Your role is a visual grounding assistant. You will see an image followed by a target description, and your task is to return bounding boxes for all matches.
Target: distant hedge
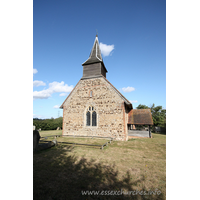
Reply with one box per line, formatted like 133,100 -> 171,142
33,117 -> 63,130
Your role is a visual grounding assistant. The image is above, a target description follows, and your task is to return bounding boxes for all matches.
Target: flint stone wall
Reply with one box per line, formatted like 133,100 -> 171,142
62,77 -> 128,141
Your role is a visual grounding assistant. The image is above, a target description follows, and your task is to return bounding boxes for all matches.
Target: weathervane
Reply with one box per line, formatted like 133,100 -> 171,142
96,29 -> 98,37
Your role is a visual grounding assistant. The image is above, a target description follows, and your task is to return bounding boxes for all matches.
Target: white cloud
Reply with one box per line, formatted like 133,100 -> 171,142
33,68 -> 38,75
53,105 -> 60,109
33,90 -> 52,99
48,81 -> 73,93
59,93 -> 68,97
130,100 -> 138,103
122,86 -> 135,93
33,80 -> 46,87
33,81 -> 73,100
99,42 -> 114,57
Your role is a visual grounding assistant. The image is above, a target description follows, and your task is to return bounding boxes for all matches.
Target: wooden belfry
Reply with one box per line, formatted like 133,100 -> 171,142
82,35 -> 108,79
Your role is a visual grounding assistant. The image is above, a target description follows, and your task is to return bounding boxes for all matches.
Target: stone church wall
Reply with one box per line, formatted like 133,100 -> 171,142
62,77 -> 128,141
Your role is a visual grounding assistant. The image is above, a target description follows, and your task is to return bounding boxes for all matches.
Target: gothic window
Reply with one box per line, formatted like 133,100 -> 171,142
92,111 -> 97,126
86,111 -> 90,126
86,106 -> 97,127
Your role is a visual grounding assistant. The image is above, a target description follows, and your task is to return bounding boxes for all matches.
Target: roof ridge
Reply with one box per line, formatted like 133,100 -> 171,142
60,80 -> 81,108
101,75 -> 132,106
60,76 -> 133,109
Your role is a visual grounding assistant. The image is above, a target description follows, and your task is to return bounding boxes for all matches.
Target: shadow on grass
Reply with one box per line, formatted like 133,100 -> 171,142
34,145 -> 165,200
152,132 -> 166,136
160,132 -> 166,135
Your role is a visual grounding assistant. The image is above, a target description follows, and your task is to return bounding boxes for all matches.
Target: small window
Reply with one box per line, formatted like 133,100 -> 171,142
90,91 -> 93,97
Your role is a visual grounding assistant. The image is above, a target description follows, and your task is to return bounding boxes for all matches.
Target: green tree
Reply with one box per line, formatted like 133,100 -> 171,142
136,104 -> 149,109
33,117 -> 63,130
150,104 -> 166,127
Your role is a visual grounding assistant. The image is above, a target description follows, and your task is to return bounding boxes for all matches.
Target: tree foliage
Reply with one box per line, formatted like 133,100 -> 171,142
33,117 -> 63,130
136,104 -> 149,109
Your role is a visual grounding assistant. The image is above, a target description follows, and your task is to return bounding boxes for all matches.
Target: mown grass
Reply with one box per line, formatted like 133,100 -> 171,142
39,130 -> 110,147
34,131 -> 166,200
39,130 -> 62,137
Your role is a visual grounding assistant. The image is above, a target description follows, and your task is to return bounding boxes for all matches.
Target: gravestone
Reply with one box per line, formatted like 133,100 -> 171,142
33,130 -> 41,151
154,126 -> 161,133
37,140 -> 57,151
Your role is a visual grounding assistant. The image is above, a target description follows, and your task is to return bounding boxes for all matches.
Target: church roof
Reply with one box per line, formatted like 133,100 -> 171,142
82,36 -> 104,66
60,80 -> 81,109
128,109 -> 154,125
101,75 -> 132,107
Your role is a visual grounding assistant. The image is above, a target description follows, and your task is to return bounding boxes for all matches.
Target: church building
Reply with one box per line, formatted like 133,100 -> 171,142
60,36 -> 153,141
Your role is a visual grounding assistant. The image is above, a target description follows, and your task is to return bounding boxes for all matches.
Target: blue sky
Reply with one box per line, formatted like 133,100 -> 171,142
33,0 -> 166,119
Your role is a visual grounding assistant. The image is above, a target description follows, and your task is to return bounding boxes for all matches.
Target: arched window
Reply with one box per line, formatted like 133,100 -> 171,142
86,106 -> 97,127
92,111 -> 97,126
90,91 -> 93,97
86,111 -> 90,126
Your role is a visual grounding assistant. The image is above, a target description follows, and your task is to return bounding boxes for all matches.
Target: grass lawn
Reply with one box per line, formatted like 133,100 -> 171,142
39,130 -> 63,137
34,131 -> 166,200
